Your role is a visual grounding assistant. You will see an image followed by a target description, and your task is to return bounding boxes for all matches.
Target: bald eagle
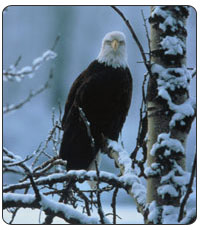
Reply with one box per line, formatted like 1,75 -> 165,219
59,31 -> 132,171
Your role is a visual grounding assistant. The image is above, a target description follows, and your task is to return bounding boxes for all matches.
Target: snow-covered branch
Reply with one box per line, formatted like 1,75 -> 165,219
3,50 -> 57,82
3,193 -> 100,224
3,33 -> 58,82
3,169 -> 133,193
77,105 -> 147,218
102,139 -> 146,216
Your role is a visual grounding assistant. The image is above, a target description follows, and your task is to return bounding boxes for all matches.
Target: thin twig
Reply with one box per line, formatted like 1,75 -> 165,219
95,160 -> 106,224
14,56 -> 22,67
178,151 -> 197,222
141,10 -> 151,56
9,208 -> 20,224
3,69 -> 53,114
111,6 -> 152,76
130,72 -> 148,162
73,186 -> 91,216
51,34 -> 61,51
78,107 -> 95,151
111,187 -> 119,224
5,154 -> 34,167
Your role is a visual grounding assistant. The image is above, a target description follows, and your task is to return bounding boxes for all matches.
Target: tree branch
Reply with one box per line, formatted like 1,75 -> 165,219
3,193 -> 100,224
3,69 -> 53,114
111,187 -> 119,224
102,139 -> 146,216
3,35 -> 59,82
111,6 -> 152,76
178,150 -> 197,222
3,170 -> 131,193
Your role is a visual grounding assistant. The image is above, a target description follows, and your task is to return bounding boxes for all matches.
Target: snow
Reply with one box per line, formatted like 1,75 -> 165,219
152,7 -> 186,54
17,66 -> 32,75
152,64 -> 192,106
144,163 -> 161,177
161,36 -> 185,55
160,161 -> 190,187
3,204 -> 144,224
37,172 -> 68,183
108,140 -> 132,175
39,195 -> 101,224
162,205 -> 179,224
160,36 -> 185,55
152,6 -> 187,35
169,97 -> 196,128
151,6 -> 167,19
180,208 -> 196,224
150,133 -> 184,157
159,15 -> 176,32
150,7 -> 195,131
3,50 -> 57,81
3,193 -> 36,204
147,201 -> 160,224
151,63 -> 191,93
108,140 -> 146,207
157,184 -> 179,198
33,50 -> 57,68
3,192 -> 101,224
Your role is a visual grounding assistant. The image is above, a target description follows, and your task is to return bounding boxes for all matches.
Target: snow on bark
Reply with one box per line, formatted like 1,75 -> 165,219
146,6 -> 196,224
161,36 -> 185,55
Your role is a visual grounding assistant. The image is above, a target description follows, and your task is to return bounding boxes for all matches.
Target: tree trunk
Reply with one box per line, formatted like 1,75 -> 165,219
146,6 -> 195,224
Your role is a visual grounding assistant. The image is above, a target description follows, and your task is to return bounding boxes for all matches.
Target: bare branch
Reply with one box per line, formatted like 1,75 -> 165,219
51,34 -> 61,51
111,6 -> 152,76
94,160 -> 108,224
178,150 -> 197,222
31,111 -> 61,168
78,107 -> 95,151
131,72 -> 148,162
141,10 -> 151,55
3,69 -> 53,114
111,187 -> 119,224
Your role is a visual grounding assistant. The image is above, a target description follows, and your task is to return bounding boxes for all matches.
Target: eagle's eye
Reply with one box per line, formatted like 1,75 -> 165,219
119,40 -> 125,45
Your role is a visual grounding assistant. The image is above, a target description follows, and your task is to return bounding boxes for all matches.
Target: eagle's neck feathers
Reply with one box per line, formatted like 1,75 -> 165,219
97,50 -> 127,69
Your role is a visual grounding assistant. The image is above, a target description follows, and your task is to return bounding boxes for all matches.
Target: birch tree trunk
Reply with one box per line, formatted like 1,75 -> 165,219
146,6 -> 195,224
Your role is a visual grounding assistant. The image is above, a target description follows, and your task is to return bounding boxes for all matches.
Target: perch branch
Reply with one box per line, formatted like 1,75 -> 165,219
102,139 -> 146,216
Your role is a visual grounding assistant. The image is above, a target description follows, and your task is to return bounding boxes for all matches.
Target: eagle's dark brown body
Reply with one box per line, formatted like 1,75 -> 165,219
59,60 -> 132,170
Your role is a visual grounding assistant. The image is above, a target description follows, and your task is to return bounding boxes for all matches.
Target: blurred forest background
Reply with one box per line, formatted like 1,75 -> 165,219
3,6 -> 196,223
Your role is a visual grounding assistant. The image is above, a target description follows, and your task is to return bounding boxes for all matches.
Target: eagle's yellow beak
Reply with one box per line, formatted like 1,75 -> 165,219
111,39 -> 119,51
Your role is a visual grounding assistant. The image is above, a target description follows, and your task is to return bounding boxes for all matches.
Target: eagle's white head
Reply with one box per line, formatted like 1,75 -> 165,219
97,31 -> 128,69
